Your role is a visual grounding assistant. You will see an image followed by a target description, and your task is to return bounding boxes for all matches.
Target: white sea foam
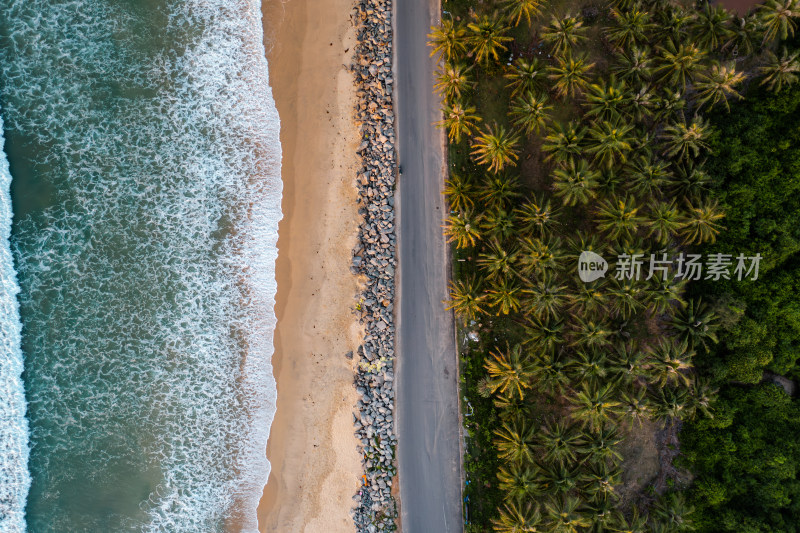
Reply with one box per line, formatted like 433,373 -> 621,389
0,0 -> 281,530
0,109 -> 31,533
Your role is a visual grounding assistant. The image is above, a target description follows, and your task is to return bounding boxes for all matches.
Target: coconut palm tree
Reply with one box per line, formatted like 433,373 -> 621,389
510,91 -> 552,135
627,153 -> 671,197
694,62 -> 745,111
606,7 -> 654,49
505,57 -> 549,96
482,207 -> 519,242
646,276 -> 687,314
524,315 -> 566,352
651,493 -> 695,531
680,198 -> 725,244
472,123 -> 521,173
646,199 -> 683,245
488,277 -> 524,315
443,173 -> 474,212
519,235 -> 567,275
568,279 -> 610,317
493,500 -> 546,533
544,495 -> 592,533
667,299 -> 720,350
579,424 -> 624,463
542,14 -> 588,54
726,15 -> 760,57
628,86 -> 656,121
443,209 -> 481,248
652,88 -> 686,123
552,158 -> 600,206
758,0 -> 800,45
570,320 -> 613,349
467,13 -> 514,65
610,279 -> 646,319
690,376 -> 718,419
438,100 -> 482,143
549,53 -> 596,98
609,342 -> 648,383
531,348 -> 572,396
479,239 -> 520,280
690,3 -> 734,51
655,40 -> 706,90
567,348 -> 610,385
660,115 -> 710,160
494,416 -> 536,464
665,161 -> 712,200
445,276 -> 487,322
479,172 -> 521,209
497,463 -> 542,501
650,385 -> 691,423
595,195 -> 645,241
615,506 -> 650,533
647,339 -> 694,387
494,394 -> 528,421
434,61 -> 474,102
539,462 -> 582,494
619,385 -> 650,426
515,195 -> 561,236
612,47 -> 654,88
653,6 -> 693,42
523,272 -> 568,320
484,343 -> 536,398
585,120 -> 635,168
585,76 -> 630,122
585,495 -> 619,530
543,122 -> 586,164
503,0 -> 546,27
538,419 -> 584,464
581,462 -> 622,500
428,19 -> 468,61
569,382 -> 623,430
759,47 -> 800,92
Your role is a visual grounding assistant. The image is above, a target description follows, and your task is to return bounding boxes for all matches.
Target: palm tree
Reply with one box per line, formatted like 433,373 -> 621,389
595,195 -> 645,241
445,276 -> 487,322
654,6 -> 693,42
549,53 -> 596,98
647,199 -> 683,245
494,394 -> 528,421
606,7 -> 653,49
612,46 -> 654,88
580,424 -> 624,463
482,207 -> 519,242
759,47 -> 800,92
568,279 -> 609,316
610,279 -> 646,319
497,463 -> 542,502
443,209 -> 481,248
690,3 -> 734,51
585,76 -> 630,121
680,198 -> 725,244
519,235 -> 567,275
628,86 -> 656,121
647,339 -> 694,387
690,376 -> 718,419
585,120 -> 635,168
543,122 -> 586,164
488,277 -> 523,315
569,320 -> 613,349
494,416 -> 536,464
467,13 -> 514,65
650,386 -> 691,423
505,57 -> 548,96
510,91 -> 552,135
472,124 -> 521,173
619,385 -> 650,426
567,347 -> 610,384
655,40 -> 706,90
479,239 -> 520,280
515,195 -> 561,236
726,15 -> 759,57
428,19 -> 468,61
503,0 -> 546,27
531,348 -> 571,396
651,492 -> 695,531
758,0 -> 799,45
524,316 -> 566,352
569,382 -> 623,430
695,62 -> 744,111
478,172 -> 521,210
646,276 -> 687,315
552,158 -> 600,206
434,61 -> 473,102
538,419 -> 584,464
660,116 -> 710,160
609,342 -> 648,383
542,15 -> 588,54
667,299 -> 720,350
438,100 -> 482,143
666,161 -> 712,200
544,495 -> 591,533
443,173 -> 474,212
582,462 -> 622,499
493,500 -> 546,533
616,505 -> 650,533
585,495 -> 619,530
627,155 -> 671,198
539,462 -> 581,494
653,88 -> 686,123
523,272 -> 568,320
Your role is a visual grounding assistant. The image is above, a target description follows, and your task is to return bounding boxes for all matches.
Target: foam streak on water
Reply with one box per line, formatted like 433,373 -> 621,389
0,109 -> 31,533
0,0 -> 280,531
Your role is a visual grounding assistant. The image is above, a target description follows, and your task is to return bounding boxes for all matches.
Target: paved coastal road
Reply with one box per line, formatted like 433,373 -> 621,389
394,0 -> 464,531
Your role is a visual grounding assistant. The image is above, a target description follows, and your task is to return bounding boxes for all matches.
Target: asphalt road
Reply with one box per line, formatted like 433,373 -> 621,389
394,0 -> 464,531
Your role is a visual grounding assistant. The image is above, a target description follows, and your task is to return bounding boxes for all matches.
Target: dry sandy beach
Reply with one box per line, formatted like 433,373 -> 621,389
255,0 -> 364,531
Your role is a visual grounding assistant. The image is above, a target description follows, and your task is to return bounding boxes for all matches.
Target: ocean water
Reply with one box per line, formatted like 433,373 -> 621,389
0,1 -> 282,531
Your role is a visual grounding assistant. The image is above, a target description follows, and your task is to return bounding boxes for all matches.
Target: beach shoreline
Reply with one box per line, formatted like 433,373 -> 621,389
255,0 -> 364,531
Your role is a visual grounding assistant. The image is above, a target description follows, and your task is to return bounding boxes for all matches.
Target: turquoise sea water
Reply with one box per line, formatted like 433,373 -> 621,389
0,1 -> 282,531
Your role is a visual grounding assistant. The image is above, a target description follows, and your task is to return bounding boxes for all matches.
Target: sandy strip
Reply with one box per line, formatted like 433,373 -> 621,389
256,0 -> 363,531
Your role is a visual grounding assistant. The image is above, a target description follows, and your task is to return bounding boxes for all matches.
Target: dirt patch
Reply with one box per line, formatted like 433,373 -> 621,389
616,419 -> 661,508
